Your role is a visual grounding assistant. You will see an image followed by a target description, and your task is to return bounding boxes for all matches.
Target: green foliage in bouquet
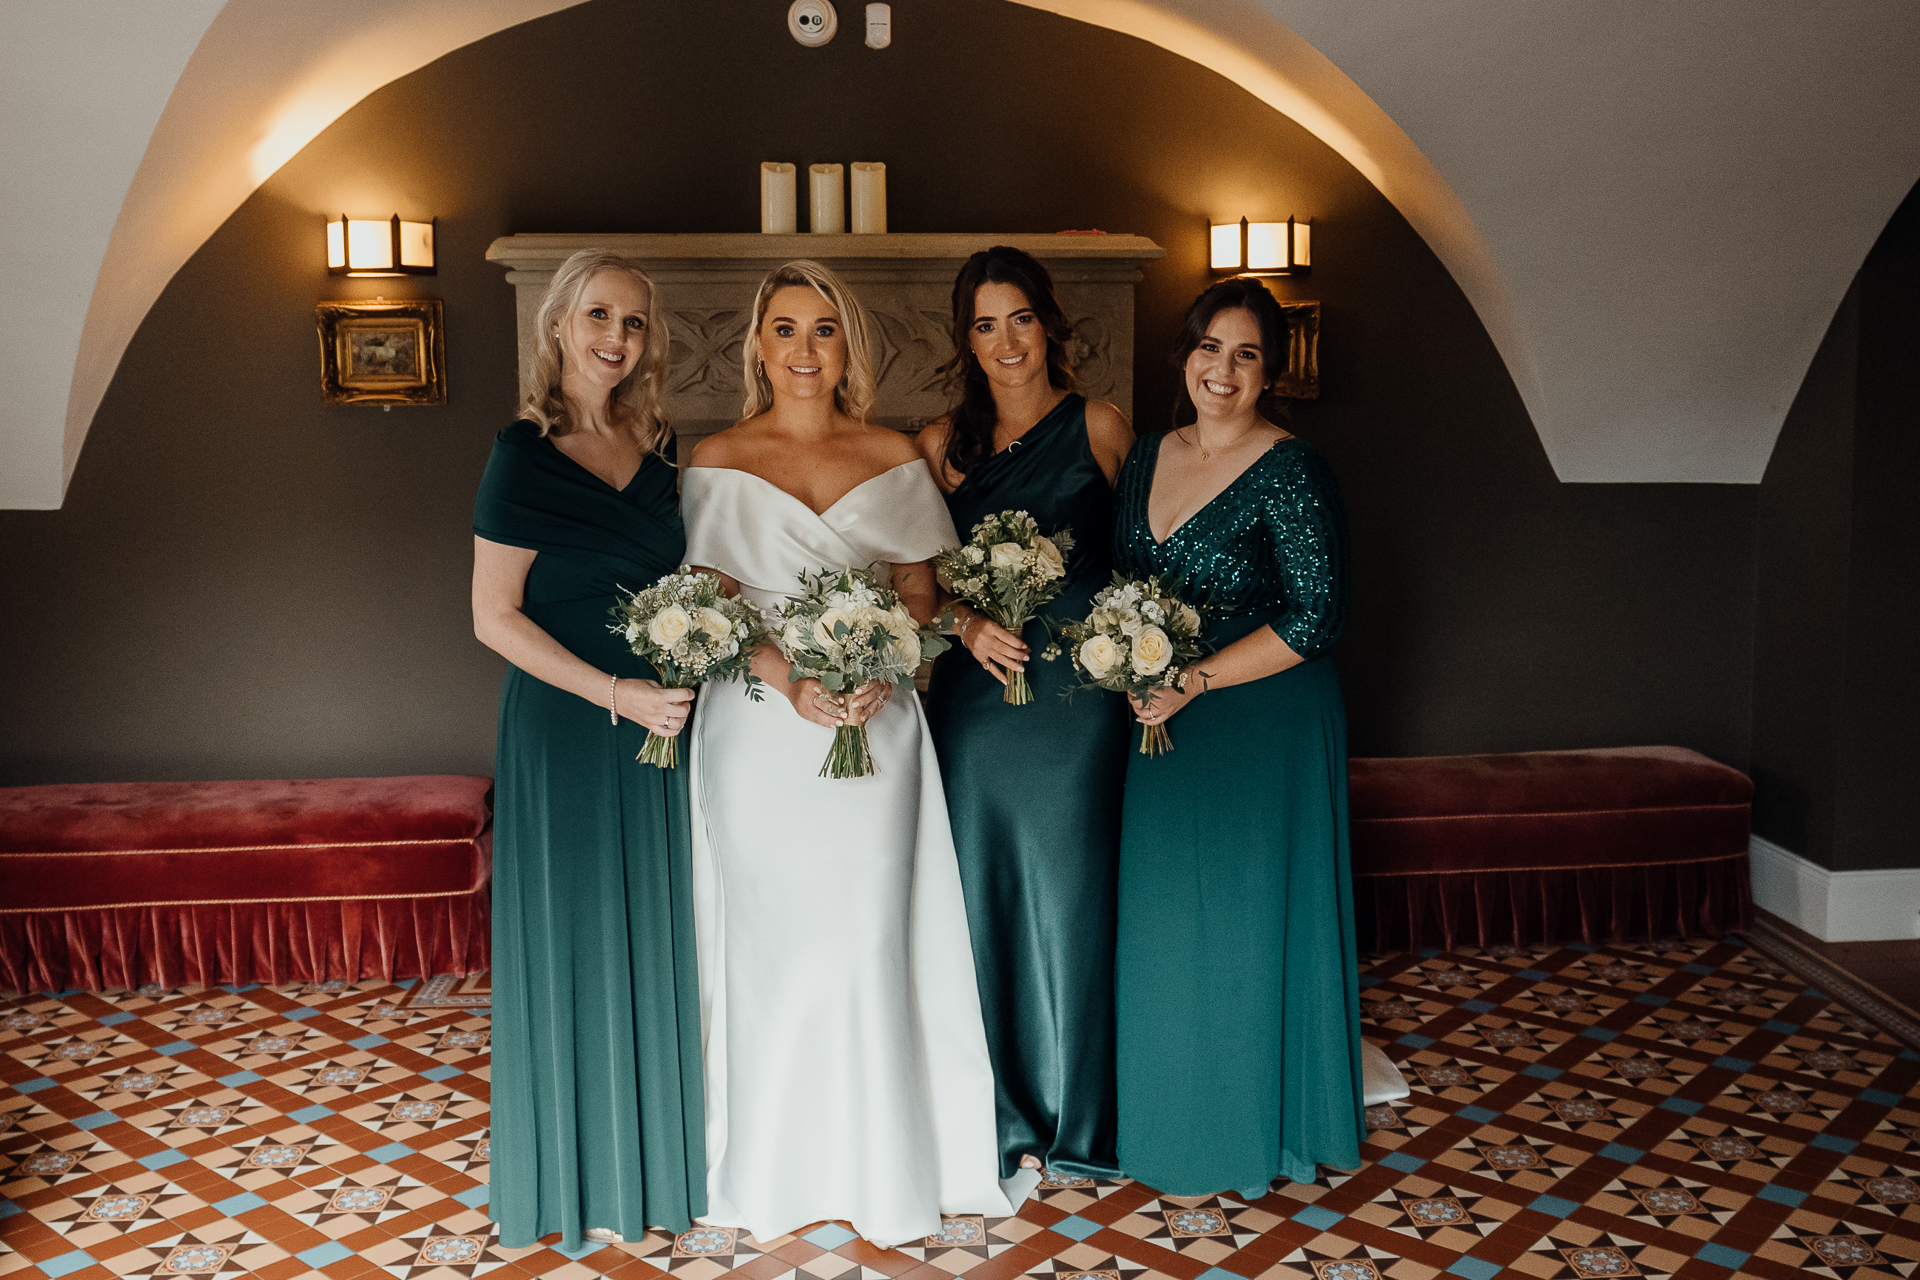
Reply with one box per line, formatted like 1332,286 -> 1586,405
772,565 -> 951,778
610,567 -> 769,768
930,509 -> 1075,706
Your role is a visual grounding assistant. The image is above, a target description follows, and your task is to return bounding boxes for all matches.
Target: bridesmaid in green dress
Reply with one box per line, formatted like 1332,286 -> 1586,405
1111,279 -> 1363,1197
471,250 -> 705,1247
918,247 -> 1135,1179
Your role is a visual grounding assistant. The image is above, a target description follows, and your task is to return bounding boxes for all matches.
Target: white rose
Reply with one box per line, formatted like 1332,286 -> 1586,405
989,541 -> 1025,570
696,606 -> 733,642
1118,612 -> 1144,638
815,607 -> 857,647
1079,634 -> 1121,679
1132,626 -> 1172,676
882,611 -> 921,666
1033,537 -> 1065,581
647,605 -> 692,648
1176,604 -> 1201,634
723,638 -> 740,658
782,620 -> 809,654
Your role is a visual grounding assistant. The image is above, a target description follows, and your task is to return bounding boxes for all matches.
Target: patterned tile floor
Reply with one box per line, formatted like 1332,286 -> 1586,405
4,936 -> 1919,1280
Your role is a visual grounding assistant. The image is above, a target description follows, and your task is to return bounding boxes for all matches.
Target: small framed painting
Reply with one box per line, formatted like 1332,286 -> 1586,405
316,299 -> 446,405
1272,300 -> 1320,400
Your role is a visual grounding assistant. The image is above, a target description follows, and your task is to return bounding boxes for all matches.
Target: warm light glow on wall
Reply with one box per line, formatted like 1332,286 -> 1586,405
327,215 -> 435,276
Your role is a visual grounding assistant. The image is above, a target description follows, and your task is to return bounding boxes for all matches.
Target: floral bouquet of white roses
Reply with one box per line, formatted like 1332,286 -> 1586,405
930,509 -> 1075,706
772,565 -> 951,779
1056,573 -> 1208,758
610,567 -> 770,769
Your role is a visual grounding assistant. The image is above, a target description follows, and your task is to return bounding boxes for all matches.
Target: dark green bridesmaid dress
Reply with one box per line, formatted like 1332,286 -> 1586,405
472,422 -> 705,1247
1110,431 -> 1364,1196
927,394 -> 1131,1179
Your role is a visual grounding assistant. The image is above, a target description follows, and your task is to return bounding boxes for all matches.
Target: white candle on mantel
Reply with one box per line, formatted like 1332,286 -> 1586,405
761,162 -> 797,234
850,162 -> 887,234
809,164 -> 845,234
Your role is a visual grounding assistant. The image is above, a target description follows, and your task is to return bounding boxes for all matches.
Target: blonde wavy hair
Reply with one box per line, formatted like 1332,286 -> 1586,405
519,248 -> 671,452
740,260 -> 877,423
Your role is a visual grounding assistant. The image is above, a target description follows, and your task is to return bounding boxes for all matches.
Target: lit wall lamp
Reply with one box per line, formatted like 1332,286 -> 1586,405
327,214 -> 436,276
1209,215 -> 1311,276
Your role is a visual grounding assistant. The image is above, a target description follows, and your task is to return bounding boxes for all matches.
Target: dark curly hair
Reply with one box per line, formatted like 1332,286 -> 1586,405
937,246 -> 1078,478
1168,278 -> 1291,429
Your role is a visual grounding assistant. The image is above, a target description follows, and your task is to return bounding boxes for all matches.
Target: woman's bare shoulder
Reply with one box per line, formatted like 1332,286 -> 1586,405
687,420 -> 763,469
856,421 -> 924,468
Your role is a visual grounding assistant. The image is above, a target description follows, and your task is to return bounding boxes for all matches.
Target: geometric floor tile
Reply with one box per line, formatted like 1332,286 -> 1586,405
5,939 -> 1920,1280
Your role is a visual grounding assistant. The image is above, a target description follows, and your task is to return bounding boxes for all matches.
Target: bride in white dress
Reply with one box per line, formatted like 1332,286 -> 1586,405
682,260 -> 1039,1247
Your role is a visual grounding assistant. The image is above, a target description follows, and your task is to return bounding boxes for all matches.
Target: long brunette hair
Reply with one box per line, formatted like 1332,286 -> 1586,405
938,246 -> 1078,478
1168,278 -> 1291,429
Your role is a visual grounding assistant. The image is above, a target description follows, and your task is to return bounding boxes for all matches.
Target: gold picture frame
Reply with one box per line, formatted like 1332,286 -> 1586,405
1272,300 -> 1320,400
316,299 -> 446,405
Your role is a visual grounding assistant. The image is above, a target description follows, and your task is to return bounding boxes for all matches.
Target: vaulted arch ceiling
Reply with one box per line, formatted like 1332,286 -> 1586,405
5,0 -> 1918,507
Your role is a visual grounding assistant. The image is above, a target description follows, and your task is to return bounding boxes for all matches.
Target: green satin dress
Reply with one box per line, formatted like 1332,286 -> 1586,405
927,394 -> 1131,1179
1110,431 -> 1364,1196
473,423 -> 705,1247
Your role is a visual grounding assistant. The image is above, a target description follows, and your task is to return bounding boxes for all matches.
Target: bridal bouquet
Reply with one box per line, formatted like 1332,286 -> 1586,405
1057,573 -> 1208,757
772,566 -> 951,779
931,509 -> 1075,706
610,567 -> 770,769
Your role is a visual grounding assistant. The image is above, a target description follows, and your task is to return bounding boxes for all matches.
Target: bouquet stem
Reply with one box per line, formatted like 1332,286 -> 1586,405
637,731 -> 680,770
1003,669 -> 1033,705
1138,722 -> 1173,757
821,722 -> 875,778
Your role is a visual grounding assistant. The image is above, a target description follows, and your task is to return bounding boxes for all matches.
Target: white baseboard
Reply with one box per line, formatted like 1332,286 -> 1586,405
1749,835 -> 1920,942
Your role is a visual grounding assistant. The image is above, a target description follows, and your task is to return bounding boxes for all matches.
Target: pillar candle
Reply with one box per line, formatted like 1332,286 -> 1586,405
809,164 -> 845,234
850,162 -> 887,234
760,162 -> 797,234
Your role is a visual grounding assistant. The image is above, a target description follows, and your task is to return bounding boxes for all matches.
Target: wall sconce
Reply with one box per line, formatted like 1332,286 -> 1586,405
1209,216 -> 1311,276
327,214 -> 436,276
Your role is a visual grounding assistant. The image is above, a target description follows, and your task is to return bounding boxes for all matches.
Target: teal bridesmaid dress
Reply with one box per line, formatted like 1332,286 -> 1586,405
927,394 -> 1131,1178
1110,431 -> 1364,1196
472,423 -> 705,1247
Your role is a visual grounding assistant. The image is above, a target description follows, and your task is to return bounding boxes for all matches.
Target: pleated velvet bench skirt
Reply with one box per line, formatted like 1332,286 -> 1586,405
1349,745 -> 1753,952
0,776 -> 493,992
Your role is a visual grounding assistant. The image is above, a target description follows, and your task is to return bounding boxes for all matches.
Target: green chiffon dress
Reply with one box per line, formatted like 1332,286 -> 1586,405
472,422 -> 705,1247
1110,431 -> 1364,1196
927,394 -> 1131,1179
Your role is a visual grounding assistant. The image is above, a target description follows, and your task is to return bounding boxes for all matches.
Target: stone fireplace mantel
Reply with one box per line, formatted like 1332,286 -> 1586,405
484,233 -> 1165,440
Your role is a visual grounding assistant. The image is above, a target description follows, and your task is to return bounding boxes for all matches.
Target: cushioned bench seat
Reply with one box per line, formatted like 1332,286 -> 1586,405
1348,746 -> 1752,951
0,776 -> 492,992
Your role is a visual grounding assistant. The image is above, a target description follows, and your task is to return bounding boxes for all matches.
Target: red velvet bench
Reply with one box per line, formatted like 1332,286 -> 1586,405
1348,746 -> 1753,952
0,776 -> 492,993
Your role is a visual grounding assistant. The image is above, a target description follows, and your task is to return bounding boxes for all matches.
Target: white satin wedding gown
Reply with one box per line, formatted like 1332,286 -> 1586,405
682,459 -> 1039,1247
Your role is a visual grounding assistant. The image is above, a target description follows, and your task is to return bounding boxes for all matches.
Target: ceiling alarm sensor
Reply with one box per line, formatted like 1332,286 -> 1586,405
866,3 -> 891,49
789,0 -> 838,46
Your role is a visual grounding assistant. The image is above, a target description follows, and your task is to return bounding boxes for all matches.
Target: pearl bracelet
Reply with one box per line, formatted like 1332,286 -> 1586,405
608,674 -> 619,725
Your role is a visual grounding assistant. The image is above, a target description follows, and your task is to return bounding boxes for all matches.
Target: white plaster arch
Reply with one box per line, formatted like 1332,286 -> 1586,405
1,0 -> 584,510
8,0 -> 1920,505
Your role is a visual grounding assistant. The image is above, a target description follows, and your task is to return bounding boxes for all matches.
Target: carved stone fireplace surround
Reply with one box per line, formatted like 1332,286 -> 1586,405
485,233 -> 1166,449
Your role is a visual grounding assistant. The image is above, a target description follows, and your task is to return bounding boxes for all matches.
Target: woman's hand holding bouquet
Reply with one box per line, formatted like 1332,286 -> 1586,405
610,567 -> 770,768
773,566 -> 952,778
931,509 -> 1074,705
1057,573 -> 1208,757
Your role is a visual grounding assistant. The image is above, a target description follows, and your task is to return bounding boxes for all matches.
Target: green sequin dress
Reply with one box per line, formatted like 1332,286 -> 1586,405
927,394 -> 1130,1178
473,423 -> 706,1247
1110,431 -> 1364,1196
